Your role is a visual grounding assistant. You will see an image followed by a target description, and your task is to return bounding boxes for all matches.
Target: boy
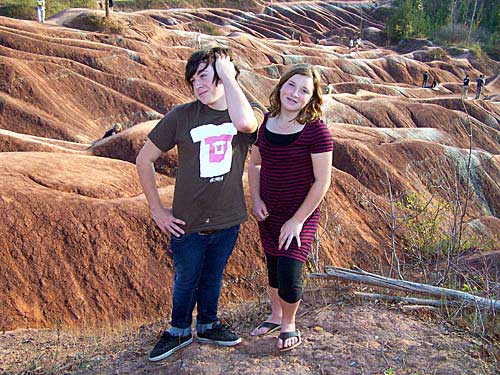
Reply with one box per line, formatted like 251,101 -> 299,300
136,47 -> 262,361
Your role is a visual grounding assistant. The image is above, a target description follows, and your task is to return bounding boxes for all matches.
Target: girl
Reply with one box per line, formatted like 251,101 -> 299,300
248,64 -> 333,351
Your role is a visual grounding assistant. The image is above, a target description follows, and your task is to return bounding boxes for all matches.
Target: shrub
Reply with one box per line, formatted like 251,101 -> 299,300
0,0 -> 260,20
434,24 -> 472,45
191,20 -> 225,36
0,0 -> 35,20
468,43 -> 483,58
115,0 -> 261,12
485,31 -> 500,59
397,192 -> 451,262
428,47 -> 448,61
67,13 -> 124,33
0,0 -> 96,20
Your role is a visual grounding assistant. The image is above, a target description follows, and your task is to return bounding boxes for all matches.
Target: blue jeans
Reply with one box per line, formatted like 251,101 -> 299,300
168,225 -> 240,336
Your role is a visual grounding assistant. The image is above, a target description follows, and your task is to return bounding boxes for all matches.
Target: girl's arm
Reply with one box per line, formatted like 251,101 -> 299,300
279,151 -> 332,250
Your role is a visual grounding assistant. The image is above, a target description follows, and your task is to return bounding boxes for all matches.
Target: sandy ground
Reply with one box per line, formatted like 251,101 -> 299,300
2,287 -> 498,375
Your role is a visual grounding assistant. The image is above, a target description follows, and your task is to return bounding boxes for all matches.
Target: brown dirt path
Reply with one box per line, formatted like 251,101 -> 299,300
2,292 -> 498,375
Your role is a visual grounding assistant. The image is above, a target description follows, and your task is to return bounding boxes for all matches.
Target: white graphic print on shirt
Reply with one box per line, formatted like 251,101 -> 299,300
190,122 -> 237,178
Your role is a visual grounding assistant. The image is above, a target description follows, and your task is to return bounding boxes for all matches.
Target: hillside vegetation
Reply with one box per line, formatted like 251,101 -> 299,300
0,0 -> 263,19
386,0 -> 500,58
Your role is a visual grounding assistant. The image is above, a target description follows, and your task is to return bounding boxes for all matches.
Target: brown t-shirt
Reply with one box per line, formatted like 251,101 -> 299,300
149,100 -> 264,233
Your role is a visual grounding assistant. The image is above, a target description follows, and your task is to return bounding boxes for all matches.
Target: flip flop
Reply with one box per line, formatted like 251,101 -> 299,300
251,321 -> 281,336
278,329 -> 301,352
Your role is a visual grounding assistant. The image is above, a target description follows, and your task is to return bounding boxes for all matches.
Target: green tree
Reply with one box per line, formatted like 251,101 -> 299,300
386,0 -> 499,57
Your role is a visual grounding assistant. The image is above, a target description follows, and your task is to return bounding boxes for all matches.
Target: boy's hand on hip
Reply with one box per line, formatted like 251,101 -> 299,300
151,206 -> 186,237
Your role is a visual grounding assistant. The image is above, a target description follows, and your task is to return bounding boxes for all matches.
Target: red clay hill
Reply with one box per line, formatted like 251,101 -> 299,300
0,0 -> 499,330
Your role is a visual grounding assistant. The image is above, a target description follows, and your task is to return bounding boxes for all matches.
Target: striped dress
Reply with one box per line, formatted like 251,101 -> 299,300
257,115 -> 334,263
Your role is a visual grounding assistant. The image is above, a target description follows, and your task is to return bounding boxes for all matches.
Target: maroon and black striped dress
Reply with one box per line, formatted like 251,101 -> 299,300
256,115 -> 334,263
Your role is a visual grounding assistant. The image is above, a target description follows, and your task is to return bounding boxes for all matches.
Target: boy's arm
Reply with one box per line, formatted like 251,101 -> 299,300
216,54 -> 258,134
136,140 -> 164,212
248,145 -> 268,221
136,139 -> 185,236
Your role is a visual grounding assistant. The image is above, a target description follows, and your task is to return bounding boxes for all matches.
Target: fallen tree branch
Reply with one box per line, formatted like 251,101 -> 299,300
401,305 -> 439,312
308,266 -> 500,311
353,292 -> 462,307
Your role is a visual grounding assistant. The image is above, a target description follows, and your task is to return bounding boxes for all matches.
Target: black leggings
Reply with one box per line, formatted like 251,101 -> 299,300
266,254 -> 304,304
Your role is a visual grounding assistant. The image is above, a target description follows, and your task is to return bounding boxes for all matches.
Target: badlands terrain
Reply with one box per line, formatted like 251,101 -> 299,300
0,0 -> 499,373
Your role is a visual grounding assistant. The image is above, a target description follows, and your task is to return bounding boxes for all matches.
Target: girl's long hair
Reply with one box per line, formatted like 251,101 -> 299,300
268,64 -> 323,124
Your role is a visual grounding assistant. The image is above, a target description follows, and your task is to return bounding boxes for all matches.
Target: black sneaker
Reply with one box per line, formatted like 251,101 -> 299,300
148,331 -> 193,362
196,322 -> 242,346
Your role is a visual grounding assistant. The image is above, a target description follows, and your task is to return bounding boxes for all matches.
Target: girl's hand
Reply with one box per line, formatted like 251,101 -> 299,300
279,218 -> 303,250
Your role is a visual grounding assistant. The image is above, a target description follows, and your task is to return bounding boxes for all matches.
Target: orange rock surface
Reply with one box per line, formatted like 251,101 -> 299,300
0,1 -> 499,330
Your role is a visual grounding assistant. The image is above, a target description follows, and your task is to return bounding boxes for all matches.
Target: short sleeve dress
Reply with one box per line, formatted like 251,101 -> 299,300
257,114 -> 334,263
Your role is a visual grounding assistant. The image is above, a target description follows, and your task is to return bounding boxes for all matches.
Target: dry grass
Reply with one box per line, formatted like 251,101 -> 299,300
2,318 -> 162,375
4,281 -> 499,375
3,279 -> 339,375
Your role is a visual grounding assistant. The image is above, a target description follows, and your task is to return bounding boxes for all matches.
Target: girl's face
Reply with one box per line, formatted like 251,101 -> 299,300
279,74 -> 314,113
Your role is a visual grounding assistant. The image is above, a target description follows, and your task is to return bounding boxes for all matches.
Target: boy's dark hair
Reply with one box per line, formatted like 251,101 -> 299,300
185,47 -> 240,90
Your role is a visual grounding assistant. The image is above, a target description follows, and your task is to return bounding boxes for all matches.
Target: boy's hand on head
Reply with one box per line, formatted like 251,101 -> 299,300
214,51 -> 237,81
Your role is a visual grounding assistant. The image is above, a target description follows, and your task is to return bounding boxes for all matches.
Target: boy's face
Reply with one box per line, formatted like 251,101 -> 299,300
191,62 -> 225,109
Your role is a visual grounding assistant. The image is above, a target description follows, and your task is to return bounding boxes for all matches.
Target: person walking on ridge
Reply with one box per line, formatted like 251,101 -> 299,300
475,74 -> 485,100
422,71 -> 429,88
462,74 -> 470,99
35,0 -> 45,23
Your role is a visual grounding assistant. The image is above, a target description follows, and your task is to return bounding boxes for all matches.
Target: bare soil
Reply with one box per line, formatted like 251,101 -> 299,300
2,287 -> 498,375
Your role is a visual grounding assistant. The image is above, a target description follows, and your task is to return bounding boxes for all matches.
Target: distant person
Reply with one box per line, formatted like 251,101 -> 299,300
325,83 -> 334,95
298,34 -> 303,46
353,34 -> 360,52
422,71 -> 429,88
462,74 -> 470,99
475,74 -> 485,99
195,30 -> 202,49
102,123 -> 122,139
431,79 -> 439,90
355,36 -> 362,51
349,38 -> 354,50
136,47 -> 262,362
35,0 -> 45,23
248,64 -> 333,352
98,0 -> 113,11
